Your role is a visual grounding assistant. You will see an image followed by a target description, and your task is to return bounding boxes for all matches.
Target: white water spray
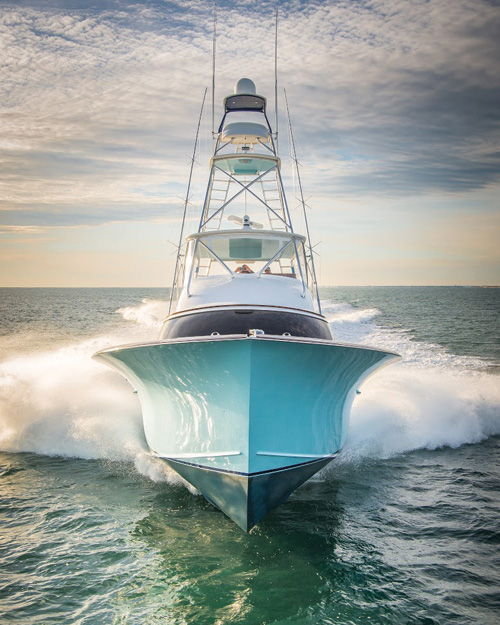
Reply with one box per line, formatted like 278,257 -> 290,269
322,300 -> 500,460
0,301 -> 183,484
0,298 -> 499,480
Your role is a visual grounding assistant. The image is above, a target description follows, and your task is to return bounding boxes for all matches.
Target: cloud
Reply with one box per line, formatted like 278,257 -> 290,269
274,0 -> 500,196
1,2 -> 214,230
0,0 -> 499,284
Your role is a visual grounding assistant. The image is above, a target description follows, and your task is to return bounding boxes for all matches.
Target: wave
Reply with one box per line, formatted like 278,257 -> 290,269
0,298 -> 499,480
0,310 -> 184,486
324,299 -> 493,372
345,367 -> 500,461
323,300 -> 500,459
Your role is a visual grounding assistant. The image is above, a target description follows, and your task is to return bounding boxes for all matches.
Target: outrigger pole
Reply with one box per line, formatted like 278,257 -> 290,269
284,88 -> 322,314
169,88 -> 208,315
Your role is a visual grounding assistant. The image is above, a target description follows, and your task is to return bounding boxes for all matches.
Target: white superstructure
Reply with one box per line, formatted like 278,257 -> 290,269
168,78 -> 322,323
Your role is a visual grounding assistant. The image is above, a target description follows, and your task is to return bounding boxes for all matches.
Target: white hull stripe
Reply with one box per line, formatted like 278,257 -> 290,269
156,451 -> 242,459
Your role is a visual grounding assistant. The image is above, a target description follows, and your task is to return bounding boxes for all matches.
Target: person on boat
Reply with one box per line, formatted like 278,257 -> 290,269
235,264 -> 253,274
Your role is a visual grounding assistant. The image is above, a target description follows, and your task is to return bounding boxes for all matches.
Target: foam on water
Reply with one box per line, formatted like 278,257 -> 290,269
0,301 -> 185,486
323,299 -> 500,460
0,297 -> 499,480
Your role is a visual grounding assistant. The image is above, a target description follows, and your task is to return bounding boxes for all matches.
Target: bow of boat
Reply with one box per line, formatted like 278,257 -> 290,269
93,334 -> 399,530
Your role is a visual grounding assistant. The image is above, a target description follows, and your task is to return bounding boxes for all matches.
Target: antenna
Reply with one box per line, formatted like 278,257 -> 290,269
284,88 -> 322,314
212,1 -> 217,139
274,1 -> 279,149
169,88 -> 208,315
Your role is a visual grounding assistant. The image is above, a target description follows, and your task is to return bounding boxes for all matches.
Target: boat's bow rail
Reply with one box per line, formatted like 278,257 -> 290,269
94,331 -> 400,359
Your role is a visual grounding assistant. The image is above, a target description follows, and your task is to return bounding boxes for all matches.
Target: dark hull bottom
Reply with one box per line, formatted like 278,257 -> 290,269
162,456 -> 334,532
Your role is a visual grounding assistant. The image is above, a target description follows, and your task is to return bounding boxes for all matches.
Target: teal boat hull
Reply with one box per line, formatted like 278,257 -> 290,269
94,335 -> 398,530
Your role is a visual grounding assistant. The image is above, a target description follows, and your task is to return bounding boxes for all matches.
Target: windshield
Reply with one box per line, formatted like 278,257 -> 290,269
184,234 -> 307,281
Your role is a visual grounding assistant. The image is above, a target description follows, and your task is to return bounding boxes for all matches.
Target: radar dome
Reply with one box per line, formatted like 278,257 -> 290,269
234,78 -> 256,95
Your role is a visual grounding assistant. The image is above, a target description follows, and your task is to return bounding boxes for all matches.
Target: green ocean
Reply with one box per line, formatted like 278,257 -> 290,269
1,287 -> 499,624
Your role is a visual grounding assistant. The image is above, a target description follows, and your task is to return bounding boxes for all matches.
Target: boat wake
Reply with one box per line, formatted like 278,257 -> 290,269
0,298 -> 499,478
0,309 -> 184,486
323,299 -> 500,461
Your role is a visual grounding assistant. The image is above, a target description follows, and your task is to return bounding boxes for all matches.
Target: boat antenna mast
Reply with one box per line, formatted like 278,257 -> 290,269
168,88 -> 208,315
274,0 -> 279,149
284,88 -> 322,314
212,0 -> 217,141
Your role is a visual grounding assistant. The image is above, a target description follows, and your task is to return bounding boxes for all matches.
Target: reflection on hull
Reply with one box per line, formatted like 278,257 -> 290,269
93,335 -> 399,529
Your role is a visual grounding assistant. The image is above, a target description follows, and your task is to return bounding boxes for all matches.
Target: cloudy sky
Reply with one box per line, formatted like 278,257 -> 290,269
1,0 -> 499,286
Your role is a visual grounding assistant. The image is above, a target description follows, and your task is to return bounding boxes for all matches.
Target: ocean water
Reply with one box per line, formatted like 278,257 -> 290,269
0,286 -> 499,625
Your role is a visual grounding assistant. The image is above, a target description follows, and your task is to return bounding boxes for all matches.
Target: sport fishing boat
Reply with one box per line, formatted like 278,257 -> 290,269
94,78 -> 399,531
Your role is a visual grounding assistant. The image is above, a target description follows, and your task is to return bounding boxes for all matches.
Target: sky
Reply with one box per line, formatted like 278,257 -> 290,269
1,0 -> 499,286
